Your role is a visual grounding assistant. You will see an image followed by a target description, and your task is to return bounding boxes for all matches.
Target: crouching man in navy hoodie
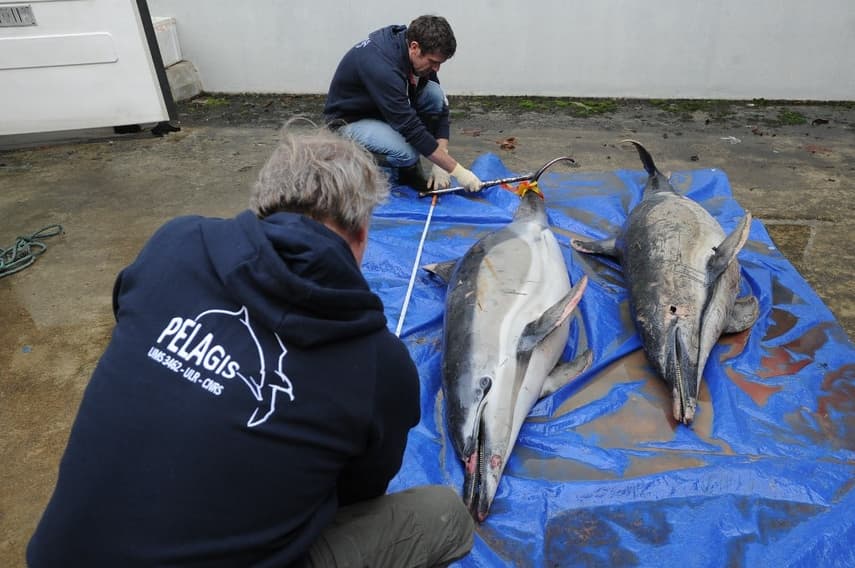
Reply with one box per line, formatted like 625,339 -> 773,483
27,128 -> 474,568
324,15 -> 482,194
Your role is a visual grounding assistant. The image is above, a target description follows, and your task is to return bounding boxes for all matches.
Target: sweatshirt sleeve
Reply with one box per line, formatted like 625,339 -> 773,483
356,47 -> 440,157
336,333 -> 420,505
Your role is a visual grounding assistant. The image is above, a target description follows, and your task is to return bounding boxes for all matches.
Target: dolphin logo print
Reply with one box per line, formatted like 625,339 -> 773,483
194,306 -> 295,427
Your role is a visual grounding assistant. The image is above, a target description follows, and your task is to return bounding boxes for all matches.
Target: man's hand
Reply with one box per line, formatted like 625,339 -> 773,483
427,164 -> 452,190
451,164 -> 483,192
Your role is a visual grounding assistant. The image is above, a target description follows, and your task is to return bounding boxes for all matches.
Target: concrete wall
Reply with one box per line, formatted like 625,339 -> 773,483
147,0 -> 855,100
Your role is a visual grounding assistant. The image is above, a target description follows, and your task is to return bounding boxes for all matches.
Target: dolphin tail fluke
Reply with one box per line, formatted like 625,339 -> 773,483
707,212 -> 752,281
621,139 -> 674,192
540,349 -> 593,398
246,384 -> 293,428
621,139 -> 658,176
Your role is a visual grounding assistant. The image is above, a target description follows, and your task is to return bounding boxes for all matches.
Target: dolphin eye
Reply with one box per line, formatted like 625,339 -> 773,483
476,376 -> 493,397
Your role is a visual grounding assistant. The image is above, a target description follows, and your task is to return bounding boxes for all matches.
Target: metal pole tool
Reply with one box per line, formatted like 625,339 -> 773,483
418,156 -> 576,198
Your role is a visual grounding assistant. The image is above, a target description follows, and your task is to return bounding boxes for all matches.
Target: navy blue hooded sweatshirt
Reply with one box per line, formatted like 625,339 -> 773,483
27,211 -> 420,567
324,24 -> 451,157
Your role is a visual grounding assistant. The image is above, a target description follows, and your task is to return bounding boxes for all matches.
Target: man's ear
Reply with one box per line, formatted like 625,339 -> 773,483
349,224 -> 369,264
354,224 -> 368,246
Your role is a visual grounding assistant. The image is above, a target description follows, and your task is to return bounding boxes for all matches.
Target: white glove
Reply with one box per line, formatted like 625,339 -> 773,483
427,163 -> 452,190
451,163 -> 483,192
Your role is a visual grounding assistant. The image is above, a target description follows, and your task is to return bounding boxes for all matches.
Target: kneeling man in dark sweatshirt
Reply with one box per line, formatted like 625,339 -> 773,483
27,127 -> 474,568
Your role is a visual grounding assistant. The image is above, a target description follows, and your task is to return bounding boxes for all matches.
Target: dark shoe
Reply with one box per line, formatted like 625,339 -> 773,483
369,151 -> 391,167
397,163 -> 429,192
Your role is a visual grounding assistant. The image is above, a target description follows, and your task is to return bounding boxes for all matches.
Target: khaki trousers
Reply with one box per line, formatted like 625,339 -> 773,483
305,485 -> 474,568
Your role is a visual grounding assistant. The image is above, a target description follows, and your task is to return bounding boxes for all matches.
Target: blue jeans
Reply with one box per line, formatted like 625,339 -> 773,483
339,81 -> 446,168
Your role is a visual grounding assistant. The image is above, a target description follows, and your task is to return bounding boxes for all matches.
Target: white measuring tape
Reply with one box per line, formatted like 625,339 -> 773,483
395,195 -> 438,337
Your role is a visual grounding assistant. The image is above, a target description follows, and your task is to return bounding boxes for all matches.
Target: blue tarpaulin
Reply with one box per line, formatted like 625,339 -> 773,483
362,153 -> 855,568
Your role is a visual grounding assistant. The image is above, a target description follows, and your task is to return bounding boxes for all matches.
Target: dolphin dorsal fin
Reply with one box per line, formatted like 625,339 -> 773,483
422,259 -> 458,284
707,212 -> 752,283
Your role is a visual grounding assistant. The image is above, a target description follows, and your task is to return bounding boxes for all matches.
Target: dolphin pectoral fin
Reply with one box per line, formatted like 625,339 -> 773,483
724,294 -> 760,333
518,276 -> 589,355
422,259 -> 458,283
707,213 -> 752,282
540,349 -> 593,398
571,237 -> 618,258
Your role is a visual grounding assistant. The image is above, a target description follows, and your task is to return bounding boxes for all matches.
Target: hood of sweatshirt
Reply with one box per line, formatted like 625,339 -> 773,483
368,24 -> 409,68
200,210 -> 387,348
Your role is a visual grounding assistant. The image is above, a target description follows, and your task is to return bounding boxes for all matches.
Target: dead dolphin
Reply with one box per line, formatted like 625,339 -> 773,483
426,187 -> 591,521
571,141 -> 759,425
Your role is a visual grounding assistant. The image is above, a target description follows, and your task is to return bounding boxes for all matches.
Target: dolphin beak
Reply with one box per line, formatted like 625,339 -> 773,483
461,427 -> 484,520
673,386 -> 696,425
462,408 -> 516,523
461,423 -> 495,523
669,326 -> 698,424
460,377 -> 492,521
475,490 -> 491,523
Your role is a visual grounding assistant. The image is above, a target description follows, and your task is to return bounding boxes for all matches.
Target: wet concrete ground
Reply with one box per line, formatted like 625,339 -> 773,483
1,96 -> 853,565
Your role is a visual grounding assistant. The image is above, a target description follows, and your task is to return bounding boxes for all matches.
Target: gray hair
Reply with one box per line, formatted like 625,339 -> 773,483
250,127 -> 389,234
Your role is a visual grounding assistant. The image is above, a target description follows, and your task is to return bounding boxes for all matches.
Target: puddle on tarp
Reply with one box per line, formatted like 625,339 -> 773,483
541,497 -> 828,567
784,363 -> 855,451
551,350 -> 719,448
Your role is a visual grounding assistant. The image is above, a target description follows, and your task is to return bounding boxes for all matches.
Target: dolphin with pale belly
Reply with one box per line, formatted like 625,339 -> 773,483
427,186 -> 590,521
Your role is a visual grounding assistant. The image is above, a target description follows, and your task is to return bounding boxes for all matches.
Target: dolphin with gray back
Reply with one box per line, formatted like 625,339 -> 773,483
426,187 -> 590,521
571,141 -> 759,424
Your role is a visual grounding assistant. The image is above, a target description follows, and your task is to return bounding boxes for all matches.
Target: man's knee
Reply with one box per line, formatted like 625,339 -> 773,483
416,82 -> 448,137
416,81 -> 447,116
306,486 -> 473,568
401,485 -> 468,523
398,485 -> 474,564
337,120 -> 418,168
393,151 -> 421,168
